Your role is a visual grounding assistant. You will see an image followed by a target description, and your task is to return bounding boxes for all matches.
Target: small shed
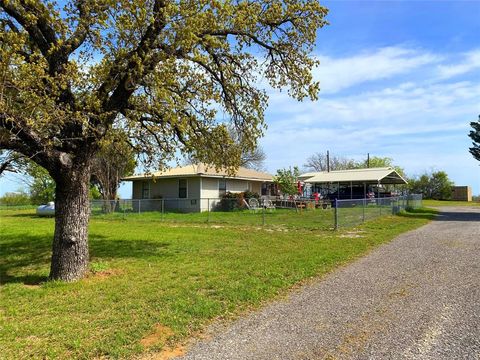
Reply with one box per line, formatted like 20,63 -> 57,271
451,186 -> 472,202
299,167 -> 407,199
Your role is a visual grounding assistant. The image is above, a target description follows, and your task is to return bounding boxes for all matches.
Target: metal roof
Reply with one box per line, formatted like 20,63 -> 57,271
298,167 -> 407,185
122,163 -> 273,182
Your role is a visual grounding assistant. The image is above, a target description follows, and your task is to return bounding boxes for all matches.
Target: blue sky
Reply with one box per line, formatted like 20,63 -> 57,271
1,0 -> 479,197
262,0 -> 480,195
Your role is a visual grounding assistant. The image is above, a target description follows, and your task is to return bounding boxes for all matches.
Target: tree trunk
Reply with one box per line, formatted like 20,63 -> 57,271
49,164 -> 91,281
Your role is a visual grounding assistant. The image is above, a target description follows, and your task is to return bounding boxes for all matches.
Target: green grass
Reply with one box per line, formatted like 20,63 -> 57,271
0,208 -> 436,359
93,207 -> 336,230
422,199 -> 480,207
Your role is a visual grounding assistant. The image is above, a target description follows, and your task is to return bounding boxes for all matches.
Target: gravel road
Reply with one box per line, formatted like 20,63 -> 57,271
177,207 -> 480,360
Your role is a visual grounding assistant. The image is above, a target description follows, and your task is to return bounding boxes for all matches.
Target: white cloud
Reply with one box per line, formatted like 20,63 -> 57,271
260,46 -> 480,195
437,50 -> 480,79
313,47 -> 440,94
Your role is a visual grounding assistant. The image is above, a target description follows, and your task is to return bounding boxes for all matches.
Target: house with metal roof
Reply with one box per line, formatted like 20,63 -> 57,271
299,167 -> 407,199
122,163 -> 274,212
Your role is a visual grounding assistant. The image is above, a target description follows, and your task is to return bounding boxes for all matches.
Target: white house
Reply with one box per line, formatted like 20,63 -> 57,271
122,163 -> 274,212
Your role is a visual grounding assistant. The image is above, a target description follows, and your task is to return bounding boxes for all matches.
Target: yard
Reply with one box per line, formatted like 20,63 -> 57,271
422,199 -> 480,207
0,208 -> 436,359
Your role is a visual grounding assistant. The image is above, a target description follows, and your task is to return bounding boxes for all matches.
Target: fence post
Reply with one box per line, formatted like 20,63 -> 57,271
123,200 -> 126,219
161,199 -> 164,221
138,199 -> 141,214
379,198 -> 382,216
334,199 -> 338,230
207,198 -> 210,223
363,197 -> 366,223
262,205 -> 266,226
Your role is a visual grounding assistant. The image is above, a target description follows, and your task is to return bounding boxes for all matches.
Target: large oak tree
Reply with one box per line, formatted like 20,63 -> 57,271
0,0 -> 328,281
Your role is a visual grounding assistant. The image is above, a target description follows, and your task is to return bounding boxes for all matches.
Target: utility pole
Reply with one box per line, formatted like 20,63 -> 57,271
327,150 -> 330,172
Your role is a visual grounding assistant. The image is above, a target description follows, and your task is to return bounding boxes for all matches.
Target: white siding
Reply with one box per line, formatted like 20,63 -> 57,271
132,176 -> 266,212
131,177 -> 201,212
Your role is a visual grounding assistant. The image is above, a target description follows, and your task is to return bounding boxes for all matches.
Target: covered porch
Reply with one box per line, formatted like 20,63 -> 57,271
299,167 -> 408,200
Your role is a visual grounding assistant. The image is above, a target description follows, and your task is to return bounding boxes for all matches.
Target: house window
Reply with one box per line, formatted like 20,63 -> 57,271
142,181 -> 150,199
261,183 -> 267,196
179,179 -> 188,198
219,179 -> 227,196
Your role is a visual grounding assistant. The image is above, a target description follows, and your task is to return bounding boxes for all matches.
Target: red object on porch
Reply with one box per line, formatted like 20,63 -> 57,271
297,181 -> 302,194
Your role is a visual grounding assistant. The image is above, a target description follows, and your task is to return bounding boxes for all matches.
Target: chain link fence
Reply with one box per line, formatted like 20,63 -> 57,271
89,194 -> 422,229
334,194 -> 423,228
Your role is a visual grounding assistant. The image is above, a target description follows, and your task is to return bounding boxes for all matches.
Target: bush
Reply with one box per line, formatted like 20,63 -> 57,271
216,191 -> 260,211
0,191 -> 31,206
242,190 -> 260,199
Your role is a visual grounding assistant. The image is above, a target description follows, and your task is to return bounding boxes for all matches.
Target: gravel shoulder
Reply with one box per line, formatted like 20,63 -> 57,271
177,207 -> 480,360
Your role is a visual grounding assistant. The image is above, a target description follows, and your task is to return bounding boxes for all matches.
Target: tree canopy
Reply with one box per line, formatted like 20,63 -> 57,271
304,152 -> 357,171
468,115 -> 480,162
0,0 -> 328,281
90,132 -> 136,201
273,166 -> 300,196
304,152 -> 405,177
408,171 -> 453,200
1,0 -> 327,173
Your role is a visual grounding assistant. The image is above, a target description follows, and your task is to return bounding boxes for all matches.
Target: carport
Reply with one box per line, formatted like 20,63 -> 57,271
298,167 -> 407,199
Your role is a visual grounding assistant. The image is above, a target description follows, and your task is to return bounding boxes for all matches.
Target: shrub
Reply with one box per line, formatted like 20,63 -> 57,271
216,191 -> 260,211
242,190 -> 260,199
0,191 -> 31,206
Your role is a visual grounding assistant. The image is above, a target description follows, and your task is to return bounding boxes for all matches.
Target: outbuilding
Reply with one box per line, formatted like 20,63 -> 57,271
298,167 -> 408,200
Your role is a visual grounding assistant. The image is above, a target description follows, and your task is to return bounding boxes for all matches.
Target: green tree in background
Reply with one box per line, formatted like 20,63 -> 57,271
360,156 -> 406,178
91,132 -> 137,201
304,152 -> 405,178
408,171 -> 453,200
468,114 -> 480,162
274,167 -> 300,196
27,162 -> 56,204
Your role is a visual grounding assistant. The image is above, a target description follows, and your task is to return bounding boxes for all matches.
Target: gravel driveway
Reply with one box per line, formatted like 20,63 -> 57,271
177,207 -> 480,360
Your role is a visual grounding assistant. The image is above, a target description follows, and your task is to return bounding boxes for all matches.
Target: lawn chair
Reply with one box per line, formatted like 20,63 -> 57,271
248,198 -> 260,212
263,199 -> 276,212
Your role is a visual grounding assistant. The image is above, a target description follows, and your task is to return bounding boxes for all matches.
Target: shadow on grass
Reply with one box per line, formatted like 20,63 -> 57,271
431,210 -> 480,222
0,232 -> 171,285
0,233 -> 51,285
397,208 -> 439,221
399,207 -> 480,222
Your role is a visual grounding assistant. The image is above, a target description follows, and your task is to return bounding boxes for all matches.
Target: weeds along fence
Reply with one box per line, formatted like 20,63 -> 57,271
89,194 -> 422,229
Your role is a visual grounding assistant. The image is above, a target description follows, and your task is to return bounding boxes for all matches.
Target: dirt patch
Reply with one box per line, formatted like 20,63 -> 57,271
153,345 -> 185,359
339,230 -> 366,238
85,269 -> 123,282
140,324 -> 175,348
23,284 -> 42,289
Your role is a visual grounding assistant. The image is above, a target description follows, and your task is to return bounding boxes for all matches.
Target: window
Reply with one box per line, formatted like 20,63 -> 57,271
179,179 -> 187,198
219,179 -> 227,195
261,183 -> 267,196
142,181 -> 150,199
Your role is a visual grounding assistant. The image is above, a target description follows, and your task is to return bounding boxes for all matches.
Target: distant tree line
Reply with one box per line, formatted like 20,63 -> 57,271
274,152 -> 455,200
0,137 -> 136,205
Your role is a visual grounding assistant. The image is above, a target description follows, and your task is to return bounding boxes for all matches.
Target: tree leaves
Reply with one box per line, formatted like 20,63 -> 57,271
468,114 -> 480,162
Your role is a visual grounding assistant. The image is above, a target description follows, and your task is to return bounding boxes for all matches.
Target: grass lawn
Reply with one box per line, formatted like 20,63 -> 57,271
92,207 -> 336,230
0,208 -> 437,359
422,199 -> 480,207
